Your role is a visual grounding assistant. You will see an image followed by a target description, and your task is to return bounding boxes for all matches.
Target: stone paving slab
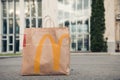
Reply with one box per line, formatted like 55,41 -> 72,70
0,55 -> 120,80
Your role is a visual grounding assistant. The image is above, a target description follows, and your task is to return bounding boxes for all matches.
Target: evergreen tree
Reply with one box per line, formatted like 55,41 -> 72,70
90,0 -> 107,52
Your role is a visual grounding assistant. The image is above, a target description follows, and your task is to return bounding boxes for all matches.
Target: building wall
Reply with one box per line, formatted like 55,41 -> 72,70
19,0 -> 25,53
115,0 -> 120,51
0,1 -> 2,53
104,0 -> 116,52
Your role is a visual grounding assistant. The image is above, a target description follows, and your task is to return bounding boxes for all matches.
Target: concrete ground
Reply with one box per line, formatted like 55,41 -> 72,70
0,54 -> 120,80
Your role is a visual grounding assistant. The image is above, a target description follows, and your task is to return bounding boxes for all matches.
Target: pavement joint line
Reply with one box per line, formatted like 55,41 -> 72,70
0,53 -> 120,59
71,53 -> 120,56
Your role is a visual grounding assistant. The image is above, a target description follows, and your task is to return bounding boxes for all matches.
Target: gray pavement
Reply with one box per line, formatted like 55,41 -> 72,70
0,54 -> 120,80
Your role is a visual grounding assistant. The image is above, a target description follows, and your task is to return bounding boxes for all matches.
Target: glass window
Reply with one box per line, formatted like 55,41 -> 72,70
9,18 -> 13,34
1,0 -> 20,52
25,0 -> 42,28
32,18 -> 36,27
58,0 -> 91,51
84,34 -> 89,50
16,19 -> 20,34
71,22 -> 76,33
31,1 -> 36,17
65,21 -> 70,27
8,0 -> 13,17
26,18 -> 30,28
38,0 -> 42,17
71,35 -> 76,39
2,1 -> 6,8
25,0 -> 30,17
77,37 -> 82,50
2,1 -> 7,17
77,0 -> 82,10
16,40 -> 19,51
58,0 -> 63,3
84,0 -> 89,9
2,40 -> 7,52
3,19 -> 7,34
3,9 -> 7,17
9,45 -> 13,51
72,0 -> 77,11
38,18 -> 42,27
9,36 -> 13,43
71,36 -> 76,51
16,0 -> 20,17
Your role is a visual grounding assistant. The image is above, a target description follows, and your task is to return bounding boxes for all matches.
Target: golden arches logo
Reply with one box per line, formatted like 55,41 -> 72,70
34,34 -> 69,74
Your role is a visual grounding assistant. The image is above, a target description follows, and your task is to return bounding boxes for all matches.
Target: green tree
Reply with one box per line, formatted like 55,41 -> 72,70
90,0 -> 107,52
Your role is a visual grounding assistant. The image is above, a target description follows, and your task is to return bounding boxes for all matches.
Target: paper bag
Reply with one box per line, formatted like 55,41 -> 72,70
21,28 -> 70,75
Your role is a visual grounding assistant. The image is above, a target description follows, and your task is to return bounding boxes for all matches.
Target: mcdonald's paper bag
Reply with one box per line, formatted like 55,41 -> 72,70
21,28 -> 70,75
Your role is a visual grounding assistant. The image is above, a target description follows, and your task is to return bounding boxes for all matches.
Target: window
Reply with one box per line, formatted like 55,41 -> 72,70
24,0 -> 42,28
58,0 -> 91,51
1,0 -> 20,52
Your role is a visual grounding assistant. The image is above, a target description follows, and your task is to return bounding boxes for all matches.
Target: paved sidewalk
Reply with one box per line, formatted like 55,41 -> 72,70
0,55 -> 120,80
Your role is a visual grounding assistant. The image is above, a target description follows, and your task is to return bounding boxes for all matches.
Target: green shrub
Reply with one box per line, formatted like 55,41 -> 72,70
90,0 -> 107,52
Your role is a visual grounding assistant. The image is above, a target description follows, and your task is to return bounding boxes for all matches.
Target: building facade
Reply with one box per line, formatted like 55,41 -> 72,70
0,0 -> 119,53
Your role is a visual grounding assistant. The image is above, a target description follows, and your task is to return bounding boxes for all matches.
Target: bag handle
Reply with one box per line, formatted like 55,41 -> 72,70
43,15 -> 55,28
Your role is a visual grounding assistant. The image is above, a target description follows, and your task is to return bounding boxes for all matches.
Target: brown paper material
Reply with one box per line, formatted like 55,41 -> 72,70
21,28 -> 70,75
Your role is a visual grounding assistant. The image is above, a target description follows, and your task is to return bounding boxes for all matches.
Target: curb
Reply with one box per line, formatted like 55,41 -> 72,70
0,56 -> 22,59
71,53 -> 120,56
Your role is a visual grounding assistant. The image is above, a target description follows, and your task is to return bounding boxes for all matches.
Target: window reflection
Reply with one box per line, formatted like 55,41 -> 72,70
2,40 -> 7,52
31,1 -> 36,17
3,9 -> 7,17
58,0 -> 90,51
25,0 -> 30,17
84,34 -> 89,50
71,35 -> 76,51
77,0 -> 82,10
84,0 -> 89,9
8,0 -> 13,17
77,37 -> 82,50
65,21 -> 69,27
16,19 -> 20,34
71,25 -> 76,33
9,45 -> 13,51
72,0 -> 77,11
9,18 -> 13,34
3,19 -> 7,34
58,0 -> 71,27
38,0 -> 42,17
32,18 -> 36,27
2,0 -> 20,52
38,18 -> 42,27
71,22 -> 76,33
26,19 -> 30,28
16,0 -> 20,17
3,1 -> 7,17
9,36 -> 13,43
16,40 -> 19,51
25,0 -> 42,28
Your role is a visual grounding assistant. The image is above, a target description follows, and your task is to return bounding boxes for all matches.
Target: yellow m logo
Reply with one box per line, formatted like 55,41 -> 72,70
34,34 -> 69,74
